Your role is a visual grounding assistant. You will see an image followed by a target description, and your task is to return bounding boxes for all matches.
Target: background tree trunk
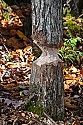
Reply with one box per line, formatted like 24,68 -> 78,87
30,0 -> 64,121
63,0 -> 83,17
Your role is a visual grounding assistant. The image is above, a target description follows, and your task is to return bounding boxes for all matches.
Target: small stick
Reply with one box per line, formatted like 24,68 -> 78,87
43,112 -> 57,125
78,14 -> 83,18
32,118 -> 43,125
0,33 -> 10,54
2,42 -> 10,54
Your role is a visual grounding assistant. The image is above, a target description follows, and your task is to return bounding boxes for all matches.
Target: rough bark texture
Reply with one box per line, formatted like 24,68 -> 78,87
30,59 -> 64,120
30,0 -> 64,121
31,0 -> 63,48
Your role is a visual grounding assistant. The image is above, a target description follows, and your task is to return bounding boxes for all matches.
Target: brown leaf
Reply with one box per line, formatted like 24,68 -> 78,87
73,118 -> 80,125
0,5 -> 3,11
16,10 -> 24,17
65,102 -> 78,109
10,29 -> 17,36
0,14 -> 3,20
7,37 -> 25,49
11,5 -> 19,10
16,30 -> 27,41
0,69 -> 3,73
6,84 -> 16,88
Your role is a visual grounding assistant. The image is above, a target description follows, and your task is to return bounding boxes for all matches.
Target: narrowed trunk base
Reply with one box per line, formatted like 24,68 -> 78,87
30,48 -> 64,121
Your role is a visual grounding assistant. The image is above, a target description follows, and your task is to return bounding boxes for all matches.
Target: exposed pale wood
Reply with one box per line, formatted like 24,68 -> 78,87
33,40 -> 61,66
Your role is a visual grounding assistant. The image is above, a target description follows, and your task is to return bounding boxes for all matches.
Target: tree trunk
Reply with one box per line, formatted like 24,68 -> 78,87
63,0 -> 83,17
30,0 -> 64,121
68,0 -> 80,16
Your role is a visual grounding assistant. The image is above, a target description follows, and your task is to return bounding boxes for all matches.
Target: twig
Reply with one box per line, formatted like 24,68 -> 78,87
32,118 -> 43,125
13,118 -> 18,125
2,42 -> 10,54
0,33 -> 10,54
43,112 -> 57,125
78,14 -> 83,18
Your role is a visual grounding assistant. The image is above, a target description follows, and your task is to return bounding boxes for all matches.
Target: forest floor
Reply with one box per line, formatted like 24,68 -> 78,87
0,1 -> 83,125
0,42 -> 83,125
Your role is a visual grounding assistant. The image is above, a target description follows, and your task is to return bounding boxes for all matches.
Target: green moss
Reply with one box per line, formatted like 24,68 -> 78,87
25,99 -> 43,116
1,0 -> 12,20
63,18 -> 83,37
58,37 -> 83,65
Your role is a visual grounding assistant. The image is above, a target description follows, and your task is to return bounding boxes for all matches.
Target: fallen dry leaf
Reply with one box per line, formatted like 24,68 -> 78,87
7,37 -> 25,49
69,65 -> 78,73
28,54 -> 34,62
65,101 -> 78,109
65,74 -> 74,80
10,29 -> 17,36
16,10 -> 23,17
11,5 -> 20,10
16,49 -> 23,55
23,46 -> 32,52
72,118 -> 80,125
16,30 -> 27,41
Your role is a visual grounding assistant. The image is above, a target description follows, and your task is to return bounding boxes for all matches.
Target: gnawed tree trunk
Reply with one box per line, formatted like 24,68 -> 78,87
30,0 -> 64,121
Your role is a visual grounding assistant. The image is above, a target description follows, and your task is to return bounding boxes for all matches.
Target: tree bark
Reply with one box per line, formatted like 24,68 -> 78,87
30,0 -> 64,121
31,0 -> 63,48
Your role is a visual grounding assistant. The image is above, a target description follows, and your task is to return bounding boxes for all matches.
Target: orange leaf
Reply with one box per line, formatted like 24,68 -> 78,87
0,14 -> 3,20
0,5 -> 3,11
73,118 -> 80,125
16,49 -> 23,55
64,83 -> 69,90
23,46 -> 32,52
0,69 -> 3,73
28,54 -> 34,62
65,74 -> 74,80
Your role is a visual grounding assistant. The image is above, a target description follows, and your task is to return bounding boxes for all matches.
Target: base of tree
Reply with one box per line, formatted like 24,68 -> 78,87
30,48 -> 64,121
